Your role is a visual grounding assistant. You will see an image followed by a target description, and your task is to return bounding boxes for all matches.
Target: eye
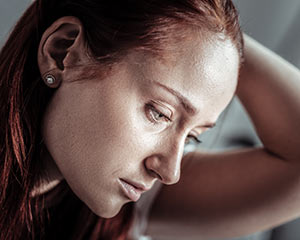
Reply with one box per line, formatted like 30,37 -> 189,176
185,134 -> 202,145
145,103 -> 172,124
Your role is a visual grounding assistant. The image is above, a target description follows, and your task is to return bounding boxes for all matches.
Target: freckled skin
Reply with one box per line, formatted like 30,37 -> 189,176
41,34 -> 239,218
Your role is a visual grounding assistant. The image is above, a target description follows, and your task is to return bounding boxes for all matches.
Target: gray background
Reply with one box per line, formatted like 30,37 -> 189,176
1,1 -> 299,240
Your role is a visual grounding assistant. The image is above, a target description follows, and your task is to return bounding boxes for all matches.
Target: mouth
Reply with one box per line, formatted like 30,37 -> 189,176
118,178 -> 151,202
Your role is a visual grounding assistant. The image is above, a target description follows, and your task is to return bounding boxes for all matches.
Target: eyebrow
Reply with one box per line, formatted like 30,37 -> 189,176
152,81 -> 216,128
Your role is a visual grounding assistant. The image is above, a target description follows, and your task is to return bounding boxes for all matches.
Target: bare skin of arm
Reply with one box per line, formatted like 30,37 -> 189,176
146,34 -> 300,239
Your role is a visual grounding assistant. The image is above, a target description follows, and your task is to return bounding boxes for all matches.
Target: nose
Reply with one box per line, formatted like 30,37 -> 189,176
144,137 -> 185,185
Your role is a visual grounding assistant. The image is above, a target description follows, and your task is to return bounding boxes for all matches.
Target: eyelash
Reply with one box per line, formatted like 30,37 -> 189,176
186,135 -> 202,145
145,103 -> 202,145
145,103 -> 171,124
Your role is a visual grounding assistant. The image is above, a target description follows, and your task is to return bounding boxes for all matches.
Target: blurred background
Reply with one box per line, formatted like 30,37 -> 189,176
0,0 -> 299,240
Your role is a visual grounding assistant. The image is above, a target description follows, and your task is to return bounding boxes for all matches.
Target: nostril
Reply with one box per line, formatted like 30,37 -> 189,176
148,169 -> 163,181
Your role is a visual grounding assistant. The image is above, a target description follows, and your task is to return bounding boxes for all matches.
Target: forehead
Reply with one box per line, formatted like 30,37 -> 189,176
125,33 -> 240,121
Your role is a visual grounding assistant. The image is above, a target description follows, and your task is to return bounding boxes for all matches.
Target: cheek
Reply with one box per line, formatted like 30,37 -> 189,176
43,87 -> 134,178
42,82 -> 152,207
41,90 -> 130,216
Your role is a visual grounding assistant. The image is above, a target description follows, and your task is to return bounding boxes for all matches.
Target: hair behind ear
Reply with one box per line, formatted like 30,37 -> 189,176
0,1 -> 53,239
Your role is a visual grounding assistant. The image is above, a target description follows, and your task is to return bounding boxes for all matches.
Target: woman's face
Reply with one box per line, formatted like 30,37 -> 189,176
41,34 -> 239,217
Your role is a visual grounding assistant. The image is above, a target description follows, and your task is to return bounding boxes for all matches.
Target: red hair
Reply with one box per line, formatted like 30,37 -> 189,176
0,0 -> 243,239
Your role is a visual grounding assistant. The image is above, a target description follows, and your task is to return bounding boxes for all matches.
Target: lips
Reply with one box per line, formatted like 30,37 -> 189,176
118,178 -> 151,202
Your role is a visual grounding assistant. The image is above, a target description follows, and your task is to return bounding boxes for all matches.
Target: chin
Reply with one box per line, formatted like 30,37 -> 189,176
87,198 -> 124,219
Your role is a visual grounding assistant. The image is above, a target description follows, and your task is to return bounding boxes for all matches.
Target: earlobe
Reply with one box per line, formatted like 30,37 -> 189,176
38,16 -> 91,88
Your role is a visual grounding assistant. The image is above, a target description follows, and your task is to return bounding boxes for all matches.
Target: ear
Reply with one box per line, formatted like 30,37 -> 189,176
38,16 -> 92,87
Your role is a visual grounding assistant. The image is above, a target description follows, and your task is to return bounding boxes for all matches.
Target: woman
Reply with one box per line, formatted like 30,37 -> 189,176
0,0 -> 299,239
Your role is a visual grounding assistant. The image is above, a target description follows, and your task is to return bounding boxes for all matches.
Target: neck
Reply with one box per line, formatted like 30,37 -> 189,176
31,146 -> 63,197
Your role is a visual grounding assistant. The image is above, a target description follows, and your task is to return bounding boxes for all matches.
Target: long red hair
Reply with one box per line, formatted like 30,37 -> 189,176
0,0 -> 243,239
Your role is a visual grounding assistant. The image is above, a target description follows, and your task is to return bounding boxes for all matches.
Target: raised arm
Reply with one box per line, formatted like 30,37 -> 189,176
146,35 -> 300,239
237,34 -> 300,163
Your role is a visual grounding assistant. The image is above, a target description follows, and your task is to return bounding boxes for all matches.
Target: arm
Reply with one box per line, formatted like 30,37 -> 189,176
146,35 -> 300,239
